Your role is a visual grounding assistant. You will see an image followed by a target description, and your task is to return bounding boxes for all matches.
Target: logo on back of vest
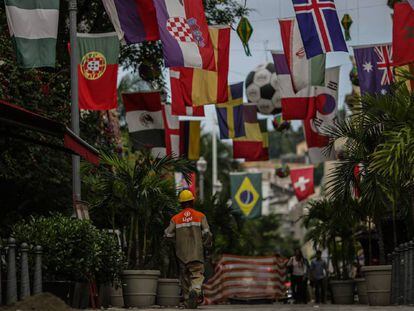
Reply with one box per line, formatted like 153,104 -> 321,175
182,211 -> 192,223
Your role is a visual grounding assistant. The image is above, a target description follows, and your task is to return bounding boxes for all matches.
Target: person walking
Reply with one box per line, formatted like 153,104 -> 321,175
164,190 -> 212,309
310,250 -> 328,304
287,248 -> 309,304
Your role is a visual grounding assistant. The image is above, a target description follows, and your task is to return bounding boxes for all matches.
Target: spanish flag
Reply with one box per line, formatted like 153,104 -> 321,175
216,82 -> 245,139
170,25 -> 230,115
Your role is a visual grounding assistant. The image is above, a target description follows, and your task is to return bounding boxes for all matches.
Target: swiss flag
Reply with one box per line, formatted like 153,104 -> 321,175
393,2 -> 414,66
290,167 -> 315,201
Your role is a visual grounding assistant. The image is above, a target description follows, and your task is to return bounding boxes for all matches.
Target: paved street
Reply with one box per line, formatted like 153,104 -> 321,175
86,305 -> 414,311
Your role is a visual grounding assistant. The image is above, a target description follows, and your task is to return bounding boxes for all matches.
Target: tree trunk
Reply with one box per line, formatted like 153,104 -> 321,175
368,218 -> 372,265
127,213 -> 135,268
375,218 -> 386,265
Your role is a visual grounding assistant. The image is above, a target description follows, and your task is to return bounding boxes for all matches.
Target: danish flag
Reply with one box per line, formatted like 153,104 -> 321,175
374,45 -> 394,86
292,0 -> 348,58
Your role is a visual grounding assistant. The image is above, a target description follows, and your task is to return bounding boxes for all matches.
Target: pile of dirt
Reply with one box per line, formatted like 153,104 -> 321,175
0,293 -> 72,311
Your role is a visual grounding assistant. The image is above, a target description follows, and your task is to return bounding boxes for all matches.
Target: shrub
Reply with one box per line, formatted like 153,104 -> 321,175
12,214 -> 123,284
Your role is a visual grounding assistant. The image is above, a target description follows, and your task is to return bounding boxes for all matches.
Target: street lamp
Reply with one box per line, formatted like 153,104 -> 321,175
213,180 -> 223,195
196,156 -> 207,201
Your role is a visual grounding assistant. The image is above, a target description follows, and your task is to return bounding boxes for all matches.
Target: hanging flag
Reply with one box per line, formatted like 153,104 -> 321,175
233,104 -> 266,162
303,118 -> 336,164
341,14 -> 353,41
122,91 -> 166,156
236,17 -> 253,56
102,0 -> 160,44
175,172 -> 196,195
162,104 -> 180,156
230,172 -> 262,219
272,51 -> 296,99
282,67 -> 339,163
180,120 -> 201,161
290,166 -> 314,201
170,25 -> 230,111
5,0 -> 59,68
77,33 -> 119,110
279,18 -> 326,92
291,0 -> 348,59
258,119 -> 270,161
153,0 -> 215,70
354,44 -> 394,95
216,82 -> 245,139
393,2 -> 414,67
395,64 -> 414,92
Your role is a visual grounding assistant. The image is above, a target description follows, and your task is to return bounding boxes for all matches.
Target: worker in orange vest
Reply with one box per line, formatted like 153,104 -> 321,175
164,189 -> 212,309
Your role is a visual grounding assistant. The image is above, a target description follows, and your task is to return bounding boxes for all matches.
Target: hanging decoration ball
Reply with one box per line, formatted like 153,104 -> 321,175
272,114 -> 291,132
245,63 -> 281,115
341,14 -> 353,41
275,164 -> 291,178
349,65 -> 359,86
237,17 -> 253,56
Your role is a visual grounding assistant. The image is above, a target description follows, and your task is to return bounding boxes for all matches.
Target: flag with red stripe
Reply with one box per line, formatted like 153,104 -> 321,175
203,254 -> 287,304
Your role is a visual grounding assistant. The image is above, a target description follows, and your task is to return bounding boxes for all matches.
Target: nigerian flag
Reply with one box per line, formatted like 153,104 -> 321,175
5,0 -> 60,68
231,172 -> 262,219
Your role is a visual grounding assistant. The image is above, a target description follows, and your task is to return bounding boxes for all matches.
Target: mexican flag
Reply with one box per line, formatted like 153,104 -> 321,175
5,0 -> 60,68
76,33 -> 119,110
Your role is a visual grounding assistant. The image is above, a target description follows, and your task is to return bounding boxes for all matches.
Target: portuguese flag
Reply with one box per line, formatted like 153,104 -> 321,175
76,33 -> 119,110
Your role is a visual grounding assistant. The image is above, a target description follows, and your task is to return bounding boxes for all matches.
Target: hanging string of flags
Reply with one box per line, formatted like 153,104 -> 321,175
4,0 -> 414,169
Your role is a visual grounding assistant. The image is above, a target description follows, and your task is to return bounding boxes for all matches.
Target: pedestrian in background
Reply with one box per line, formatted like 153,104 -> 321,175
310,250 -> 328,304
287,248 -> 309,304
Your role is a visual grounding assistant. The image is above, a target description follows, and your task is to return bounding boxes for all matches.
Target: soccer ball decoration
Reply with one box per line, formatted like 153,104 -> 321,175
275,165 -> 290,178
245,63 -> 281,115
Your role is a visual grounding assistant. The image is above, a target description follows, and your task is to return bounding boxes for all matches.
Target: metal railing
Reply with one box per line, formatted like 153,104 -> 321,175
0,238 -> 43,305
390,240 -> 414,305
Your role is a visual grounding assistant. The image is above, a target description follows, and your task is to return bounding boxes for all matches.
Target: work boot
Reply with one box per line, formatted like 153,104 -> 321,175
187,289 -> 198,309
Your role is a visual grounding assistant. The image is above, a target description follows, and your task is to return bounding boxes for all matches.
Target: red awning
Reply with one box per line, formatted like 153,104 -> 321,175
0,100 -> 100,165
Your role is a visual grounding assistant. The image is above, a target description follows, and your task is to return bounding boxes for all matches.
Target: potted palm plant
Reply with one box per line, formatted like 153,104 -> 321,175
303,198 -> 359,304
323,81 -> 414,306
83,151 -> 194,307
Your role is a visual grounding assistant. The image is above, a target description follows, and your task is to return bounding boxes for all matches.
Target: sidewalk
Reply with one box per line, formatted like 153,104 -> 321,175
85,304 -> 414,311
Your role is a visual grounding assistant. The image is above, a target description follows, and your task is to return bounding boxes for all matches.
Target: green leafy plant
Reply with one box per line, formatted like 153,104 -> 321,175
83,151 -> 194,270
12,214 -> 123,284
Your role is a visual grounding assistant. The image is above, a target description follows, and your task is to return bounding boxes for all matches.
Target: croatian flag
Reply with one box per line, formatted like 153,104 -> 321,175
153,0 -> 216,70
292,0 -> 348,59
354,44 -> 394,95
102,0 -> 160,44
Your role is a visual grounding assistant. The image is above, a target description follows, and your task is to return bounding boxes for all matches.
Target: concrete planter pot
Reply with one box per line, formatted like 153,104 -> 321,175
361,265 -> 392,306
109,285 -> 124,307
157,278 -> 181,306
122,270 -> 160,307
330,280 -> 354,304
355,278 -> 368,304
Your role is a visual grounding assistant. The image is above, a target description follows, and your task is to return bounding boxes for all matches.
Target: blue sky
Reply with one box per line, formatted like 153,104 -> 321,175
201,0 -> 393,132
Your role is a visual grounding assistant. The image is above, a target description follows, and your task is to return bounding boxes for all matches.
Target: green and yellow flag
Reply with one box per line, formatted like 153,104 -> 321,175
231,172 -> 262,219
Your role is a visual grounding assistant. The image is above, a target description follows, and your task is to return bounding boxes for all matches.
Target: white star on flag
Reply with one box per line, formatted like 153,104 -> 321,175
363,62 -> 373,73
294,176 -> 310,192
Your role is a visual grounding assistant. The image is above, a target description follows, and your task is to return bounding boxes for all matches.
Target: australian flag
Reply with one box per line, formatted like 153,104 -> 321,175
354,44 -> 395,95
292,0 -> 348,59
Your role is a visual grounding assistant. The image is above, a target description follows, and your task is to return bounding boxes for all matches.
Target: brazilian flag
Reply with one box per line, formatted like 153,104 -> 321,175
230,172 -> 262,219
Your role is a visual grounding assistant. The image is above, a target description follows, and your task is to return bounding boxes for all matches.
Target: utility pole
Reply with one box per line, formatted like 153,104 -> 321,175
68,0 -> 81,203
212,117 -> 222,195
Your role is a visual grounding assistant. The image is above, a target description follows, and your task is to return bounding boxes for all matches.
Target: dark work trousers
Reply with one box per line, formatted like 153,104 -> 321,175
291,275 -> 307,304
314,279 -> 325,303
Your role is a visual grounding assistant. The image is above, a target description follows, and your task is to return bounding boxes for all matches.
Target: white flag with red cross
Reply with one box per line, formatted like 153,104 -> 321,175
290,166 -> 315,201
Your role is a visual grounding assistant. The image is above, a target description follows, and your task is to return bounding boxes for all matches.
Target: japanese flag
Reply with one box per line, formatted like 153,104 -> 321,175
290,166 -> 315,201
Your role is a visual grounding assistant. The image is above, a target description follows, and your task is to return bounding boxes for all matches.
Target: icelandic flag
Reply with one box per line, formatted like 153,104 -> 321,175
354,44 -> 394,95
153,0 -> 216,70
216,82 -> 245,139
102,0 -> 159,44
292,0 -> 348,59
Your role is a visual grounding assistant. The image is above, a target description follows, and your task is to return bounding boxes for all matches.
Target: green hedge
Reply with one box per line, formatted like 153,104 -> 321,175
12,214 -> 124,284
